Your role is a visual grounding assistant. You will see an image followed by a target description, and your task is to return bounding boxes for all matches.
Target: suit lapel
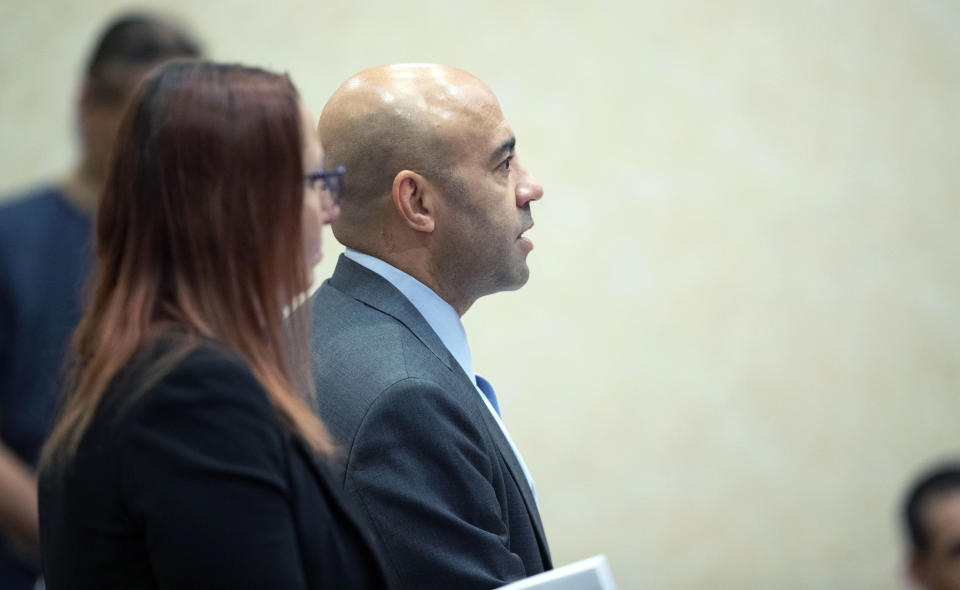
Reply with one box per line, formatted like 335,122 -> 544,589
325,254 -> 551,564
472,393 -> 552,565
438,343 -> 551,563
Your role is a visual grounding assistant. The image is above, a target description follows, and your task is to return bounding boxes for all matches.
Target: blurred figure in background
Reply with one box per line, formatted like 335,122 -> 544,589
903,462 -> 960,590
0,14 -> 200,587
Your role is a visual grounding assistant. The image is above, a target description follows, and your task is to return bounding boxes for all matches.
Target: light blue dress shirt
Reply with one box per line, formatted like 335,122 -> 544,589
343,248 -> 537,499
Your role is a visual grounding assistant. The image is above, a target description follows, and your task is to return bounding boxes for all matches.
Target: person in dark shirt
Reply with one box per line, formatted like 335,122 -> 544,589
37,59 -> 388,589
0,14 -> 201,587
903,462 -> 960,590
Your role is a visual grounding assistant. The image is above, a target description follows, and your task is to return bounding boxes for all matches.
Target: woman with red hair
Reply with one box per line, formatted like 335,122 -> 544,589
37,60 -> 388,589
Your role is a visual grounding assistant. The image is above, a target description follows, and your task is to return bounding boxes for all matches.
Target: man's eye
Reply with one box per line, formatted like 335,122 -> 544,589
498,156 -> 513,172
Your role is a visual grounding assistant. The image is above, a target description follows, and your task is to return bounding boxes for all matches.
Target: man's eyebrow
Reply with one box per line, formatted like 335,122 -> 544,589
489,136 -> 516,164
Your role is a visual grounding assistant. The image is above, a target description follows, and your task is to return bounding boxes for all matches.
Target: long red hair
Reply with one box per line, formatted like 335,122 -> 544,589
41,60 -> 331,469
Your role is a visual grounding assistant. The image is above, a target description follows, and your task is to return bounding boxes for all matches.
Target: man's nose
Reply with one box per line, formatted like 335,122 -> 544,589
515,162 -> 543,207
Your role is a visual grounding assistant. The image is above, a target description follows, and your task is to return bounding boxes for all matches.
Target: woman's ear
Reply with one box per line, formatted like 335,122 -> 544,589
392,170 -> 436,233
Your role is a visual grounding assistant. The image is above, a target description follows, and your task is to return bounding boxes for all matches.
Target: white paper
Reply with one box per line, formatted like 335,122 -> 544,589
496,555 -> 618,590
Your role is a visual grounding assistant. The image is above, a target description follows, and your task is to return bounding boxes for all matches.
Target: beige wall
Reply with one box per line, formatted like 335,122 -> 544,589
3,1 -> 959,587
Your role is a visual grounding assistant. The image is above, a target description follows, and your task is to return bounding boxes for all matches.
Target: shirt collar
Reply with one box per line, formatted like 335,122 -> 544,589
343,248 -> 476,380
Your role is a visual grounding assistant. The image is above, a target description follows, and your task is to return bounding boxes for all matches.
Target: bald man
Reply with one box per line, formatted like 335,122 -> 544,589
310,64 -> 550,589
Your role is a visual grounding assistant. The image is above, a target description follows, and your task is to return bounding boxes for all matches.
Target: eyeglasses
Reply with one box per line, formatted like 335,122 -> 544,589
305,166 -> 346,205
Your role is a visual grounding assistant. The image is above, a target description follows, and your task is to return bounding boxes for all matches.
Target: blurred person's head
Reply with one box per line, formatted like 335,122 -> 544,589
318,63 -> 544,315
73,13 -> 202,204
42,61 -> 339,471
904,462 -> 960,590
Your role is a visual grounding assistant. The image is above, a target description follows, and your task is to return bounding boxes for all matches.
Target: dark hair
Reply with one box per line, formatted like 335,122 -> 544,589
903,462 -> 960,552
41,60 -> 331,469
84,13 -> 202,104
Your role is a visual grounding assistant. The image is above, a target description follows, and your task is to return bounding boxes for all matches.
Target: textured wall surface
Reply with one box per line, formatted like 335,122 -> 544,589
3,1 -> 959,588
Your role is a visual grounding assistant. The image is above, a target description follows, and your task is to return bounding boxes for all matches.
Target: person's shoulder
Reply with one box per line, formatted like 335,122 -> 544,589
0,185 -> 65,224
156,340 -> 264,394
0,185 -> 79,248
313,277 -> 463,389
168,340 -> 251,377
121,339 -> 273,420
314,274 -> 428,343
313,279 -> 409,355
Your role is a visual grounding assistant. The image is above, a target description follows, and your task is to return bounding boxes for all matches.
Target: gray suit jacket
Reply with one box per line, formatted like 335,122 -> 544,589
310,255 -> 551,589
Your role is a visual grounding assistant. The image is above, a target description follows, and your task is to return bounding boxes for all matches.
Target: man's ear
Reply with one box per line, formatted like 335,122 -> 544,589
392,170 -> 436,233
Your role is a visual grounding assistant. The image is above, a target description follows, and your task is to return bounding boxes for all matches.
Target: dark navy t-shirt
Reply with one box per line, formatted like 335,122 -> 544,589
0,185 -> 93,587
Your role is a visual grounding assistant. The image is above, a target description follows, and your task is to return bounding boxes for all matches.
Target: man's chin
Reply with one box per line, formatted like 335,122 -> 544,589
499,264 -> 531,293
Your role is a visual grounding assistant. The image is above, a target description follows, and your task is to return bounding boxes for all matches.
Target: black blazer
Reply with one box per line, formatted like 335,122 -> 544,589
38,342 -> 389,589
311,256 -> 552,590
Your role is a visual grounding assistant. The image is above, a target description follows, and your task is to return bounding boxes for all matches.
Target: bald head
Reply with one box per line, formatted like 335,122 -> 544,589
318,64 -> 504,247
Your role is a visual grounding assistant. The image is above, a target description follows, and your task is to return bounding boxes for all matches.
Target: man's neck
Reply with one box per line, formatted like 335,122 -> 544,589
347,245 -> 476,316
431,271 -> 475,317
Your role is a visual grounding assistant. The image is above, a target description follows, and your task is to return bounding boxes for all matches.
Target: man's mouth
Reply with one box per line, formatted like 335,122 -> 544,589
518,221 -> 534,240
517,222 -> 535,251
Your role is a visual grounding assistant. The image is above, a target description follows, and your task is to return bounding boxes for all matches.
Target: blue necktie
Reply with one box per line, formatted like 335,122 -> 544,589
475,375 -> 500,417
